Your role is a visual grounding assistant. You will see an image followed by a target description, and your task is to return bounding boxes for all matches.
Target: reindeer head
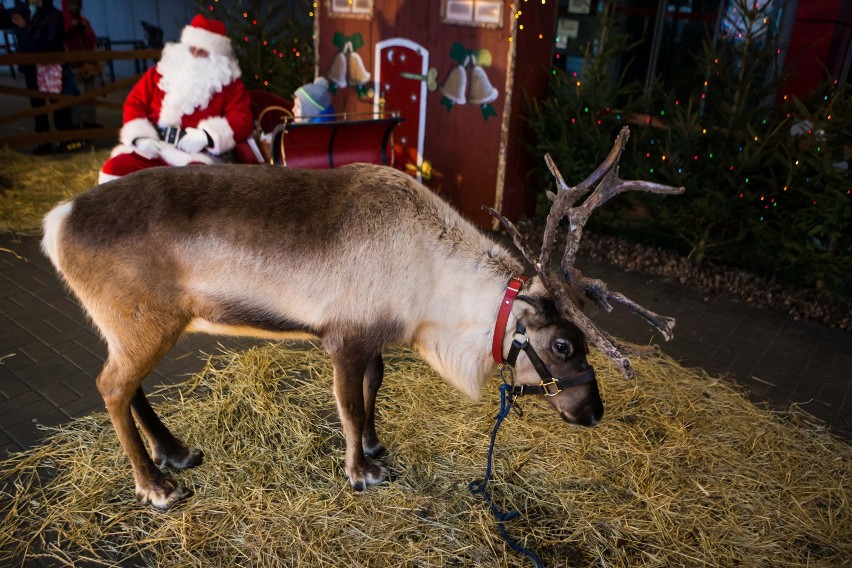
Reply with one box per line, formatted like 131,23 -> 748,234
488,127 -> 685,426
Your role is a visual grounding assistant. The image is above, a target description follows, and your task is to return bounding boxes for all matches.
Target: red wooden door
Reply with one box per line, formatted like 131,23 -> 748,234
374,38 -> 428,182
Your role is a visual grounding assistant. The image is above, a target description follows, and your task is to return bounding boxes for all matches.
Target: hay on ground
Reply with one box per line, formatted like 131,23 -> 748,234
1,342 -> 850,567
0,147 -> 110,234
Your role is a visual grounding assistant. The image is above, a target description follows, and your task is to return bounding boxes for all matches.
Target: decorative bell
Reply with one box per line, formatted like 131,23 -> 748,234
327,51 -> 347,89
439,64 -> 467,105
467,65 -> 498,105
347,51 -> 371,87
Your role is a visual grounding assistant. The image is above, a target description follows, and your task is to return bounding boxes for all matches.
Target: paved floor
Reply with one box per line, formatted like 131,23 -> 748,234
1,229 -> 849,457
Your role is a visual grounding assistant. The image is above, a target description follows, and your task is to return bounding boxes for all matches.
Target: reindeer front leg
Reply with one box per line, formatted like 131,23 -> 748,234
327,347 -> 387,491
362,353 -> 385,458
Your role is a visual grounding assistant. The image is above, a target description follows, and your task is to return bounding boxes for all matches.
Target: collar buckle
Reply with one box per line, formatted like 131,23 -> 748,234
539,378 -> 562,396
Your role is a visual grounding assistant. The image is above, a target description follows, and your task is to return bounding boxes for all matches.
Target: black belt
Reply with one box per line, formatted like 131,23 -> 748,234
158,126 -> 185,145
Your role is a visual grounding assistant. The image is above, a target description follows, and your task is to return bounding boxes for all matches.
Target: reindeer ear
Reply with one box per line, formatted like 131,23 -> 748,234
513,294 -> 549,327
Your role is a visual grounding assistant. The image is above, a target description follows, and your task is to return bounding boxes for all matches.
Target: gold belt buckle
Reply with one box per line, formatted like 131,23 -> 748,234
540,378 -> 561,396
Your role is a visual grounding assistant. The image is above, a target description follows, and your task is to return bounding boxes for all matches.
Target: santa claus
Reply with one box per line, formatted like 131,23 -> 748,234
98,14 -> 253,184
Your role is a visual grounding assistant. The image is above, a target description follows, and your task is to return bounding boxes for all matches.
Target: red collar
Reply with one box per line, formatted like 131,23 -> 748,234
492,275 -> 528,364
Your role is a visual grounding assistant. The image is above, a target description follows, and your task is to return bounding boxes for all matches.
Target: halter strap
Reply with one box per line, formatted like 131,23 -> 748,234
505,323 -> 596,397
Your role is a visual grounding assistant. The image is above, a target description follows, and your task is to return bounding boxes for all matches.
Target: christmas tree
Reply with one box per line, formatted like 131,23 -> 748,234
527,0 -> 850,296
198,0 -> 314,97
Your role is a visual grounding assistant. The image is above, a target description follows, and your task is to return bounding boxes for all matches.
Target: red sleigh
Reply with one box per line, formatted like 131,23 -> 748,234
237,90 -> 404,169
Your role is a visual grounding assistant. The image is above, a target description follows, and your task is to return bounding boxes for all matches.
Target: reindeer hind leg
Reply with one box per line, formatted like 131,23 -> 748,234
96,317 -> 192,510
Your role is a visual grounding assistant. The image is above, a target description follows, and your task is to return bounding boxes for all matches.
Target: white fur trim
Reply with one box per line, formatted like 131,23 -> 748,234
109,144 -> 135,158
159,145 -> 213,167
197,116 -> 235,154
181,26 -> 232,57
98,171 -> 121,184
120,118 -> 159,146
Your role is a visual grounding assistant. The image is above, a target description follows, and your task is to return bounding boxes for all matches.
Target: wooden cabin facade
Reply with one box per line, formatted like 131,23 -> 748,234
315,1 -> 557,228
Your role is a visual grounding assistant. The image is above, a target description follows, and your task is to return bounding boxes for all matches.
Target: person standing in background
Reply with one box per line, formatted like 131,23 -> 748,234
1,0 -> 80,154
62,0 -> 102,129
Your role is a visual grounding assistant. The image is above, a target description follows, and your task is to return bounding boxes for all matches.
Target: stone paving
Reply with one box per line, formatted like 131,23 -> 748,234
1,230 -> 849,456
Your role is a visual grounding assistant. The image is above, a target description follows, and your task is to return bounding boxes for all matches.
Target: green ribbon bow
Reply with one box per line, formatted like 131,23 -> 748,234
333,32 -> 364,52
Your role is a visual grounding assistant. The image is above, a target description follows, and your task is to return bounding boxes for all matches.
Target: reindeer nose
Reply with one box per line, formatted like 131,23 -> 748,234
560,406 -> 603,427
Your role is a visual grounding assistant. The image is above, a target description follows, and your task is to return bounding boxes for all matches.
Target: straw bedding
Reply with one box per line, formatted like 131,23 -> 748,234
1,342 -> 849,567
0,147 -> 109,235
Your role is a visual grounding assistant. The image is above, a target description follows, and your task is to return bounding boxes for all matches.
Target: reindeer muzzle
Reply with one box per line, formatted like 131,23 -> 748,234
505,323 -> 597,397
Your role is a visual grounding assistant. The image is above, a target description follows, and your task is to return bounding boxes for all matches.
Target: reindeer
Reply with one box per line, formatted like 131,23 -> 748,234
42,127 -> 682,510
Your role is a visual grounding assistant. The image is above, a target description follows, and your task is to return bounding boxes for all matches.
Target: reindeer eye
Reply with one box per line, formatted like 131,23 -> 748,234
552,339 -> 574,358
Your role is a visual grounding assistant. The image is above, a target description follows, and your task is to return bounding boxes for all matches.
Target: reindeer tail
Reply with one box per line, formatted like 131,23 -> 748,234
41,201 -> 73,272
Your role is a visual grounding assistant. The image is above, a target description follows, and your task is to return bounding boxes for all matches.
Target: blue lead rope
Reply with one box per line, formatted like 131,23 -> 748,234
468,383 -> 545,568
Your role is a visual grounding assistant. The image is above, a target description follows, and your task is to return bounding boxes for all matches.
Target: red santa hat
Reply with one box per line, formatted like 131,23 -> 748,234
180,14 -> 233,57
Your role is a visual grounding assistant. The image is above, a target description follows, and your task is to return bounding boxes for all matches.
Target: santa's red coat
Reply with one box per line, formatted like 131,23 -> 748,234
113,66 -> 253,166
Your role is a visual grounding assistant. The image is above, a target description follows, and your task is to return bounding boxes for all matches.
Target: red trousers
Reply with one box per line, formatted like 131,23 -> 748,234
101,151 -> 169,177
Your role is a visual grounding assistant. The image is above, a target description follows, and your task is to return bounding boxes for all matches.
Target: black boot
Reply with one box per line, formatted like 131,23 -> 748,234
32,143 -> 54,155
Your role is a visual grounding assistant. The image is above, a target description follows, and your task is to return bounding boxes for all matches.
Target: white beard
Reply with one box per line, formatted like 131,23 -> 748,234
156,42 -> 242,127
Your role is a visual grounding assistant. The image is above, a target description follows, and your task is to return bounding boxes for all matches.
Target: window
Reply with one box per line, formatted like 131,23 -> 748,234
329,0 -> 373,18
443,0 -> 503,28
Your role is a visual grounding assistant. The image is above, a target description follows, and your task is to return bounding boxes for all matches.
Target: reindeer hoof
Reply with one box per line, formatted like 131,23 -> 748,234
136,477 -> 193,511
363,441 -> 386,459
347,461 -> 387,492
153,445 -> 204,470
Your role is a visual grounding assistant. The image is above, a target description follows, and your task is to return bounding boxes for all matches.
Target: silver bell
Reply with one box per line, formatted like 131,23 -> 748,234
327,51 -> 347,89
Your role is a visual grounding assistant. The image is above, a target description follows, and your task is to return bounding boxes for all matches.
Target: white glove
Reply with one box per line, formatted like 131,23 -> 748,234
177,127 -> 210,154
133,137 -> 161,159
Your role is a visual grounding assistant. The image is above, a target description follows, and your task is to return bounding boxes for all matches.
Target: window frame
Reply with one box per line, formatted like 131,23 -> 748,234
442,0 -> 504,29
328,0 -> 374,20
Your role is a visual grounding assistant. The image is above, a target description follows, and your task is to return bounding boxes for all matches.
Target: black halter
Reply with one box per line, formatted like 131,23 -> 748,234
504,323 -> 596,397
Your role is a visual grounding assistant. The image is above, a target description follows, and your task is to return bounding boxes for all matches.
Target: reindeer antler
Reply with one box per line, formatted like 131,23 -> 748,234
487,127 -> 685,379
